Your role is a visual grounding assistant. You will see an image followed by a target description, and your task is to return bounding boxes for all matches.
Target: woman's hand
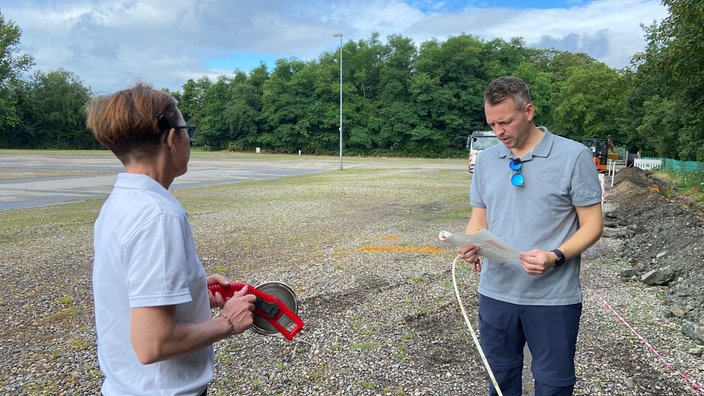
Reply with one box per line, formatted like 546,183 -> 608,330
221,286 -> 257,334
207,274 -> 230,309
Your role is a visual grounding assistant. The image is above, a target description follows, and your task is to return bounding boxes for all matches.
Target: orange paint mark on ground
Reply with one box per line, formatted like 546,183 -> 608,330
359,246 -> 444,254
378,235 -> 401,241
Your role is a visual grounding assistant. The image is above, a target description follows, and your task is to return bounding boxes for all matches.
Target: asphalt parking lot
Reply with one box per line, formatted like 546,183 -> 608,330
0,151 -> 338,210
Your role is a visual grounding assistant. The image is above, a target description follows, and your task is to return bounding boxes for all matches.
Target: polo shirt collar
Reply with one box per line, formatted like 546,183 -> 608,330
115,172 -> 177,202
497,126 -> 554,162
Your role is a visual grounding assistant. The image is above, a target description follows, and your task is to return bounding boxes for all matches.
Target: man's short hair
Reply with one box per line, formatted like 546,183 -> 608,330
484,76 -> 532,109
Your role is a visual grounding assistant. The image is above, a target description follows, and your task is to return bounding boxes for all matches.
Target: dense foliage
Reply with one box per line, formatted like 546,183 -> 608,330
1,2 -> 702,160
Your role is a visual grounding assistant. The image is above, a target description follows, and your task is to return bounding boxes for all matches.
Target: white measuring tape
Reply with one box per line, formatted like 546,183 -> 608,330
451,254 -> 504,396
452,254 -> 704,395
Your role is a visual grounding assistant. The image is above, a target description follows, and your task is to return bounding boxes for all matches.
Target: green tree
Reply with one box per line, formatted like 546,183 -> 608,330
651,0 -> 704,160
261,59 -> 323,153
1,80 -> 37,148
198,68 -> 268,151
374,34 -> 417,154
199,75 -> 234,149
626,1 -> 704,160
637,95 -> 681,159
533,50 -> 597,83
330,35 -> 385,154
550,62 -> 626,142
480,37 -> 530,80
413,35 -> 486,156
225,69 -> 266,151
178,76 -> 211,146
0,12 -> 34,132
621,23 -> 665,155
29,69 -> 92,148
512,62 -> 555,129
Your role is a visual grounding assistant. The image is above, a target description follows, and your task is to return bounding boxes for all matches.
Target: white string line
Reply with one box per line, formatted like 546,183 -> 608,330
451,255 -> 504,396
584,284 -> 704,393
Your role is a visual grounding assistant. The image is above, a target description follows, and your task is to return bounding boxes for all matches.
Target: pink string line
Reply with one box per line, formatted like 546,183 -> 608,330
584,284 -> 704,393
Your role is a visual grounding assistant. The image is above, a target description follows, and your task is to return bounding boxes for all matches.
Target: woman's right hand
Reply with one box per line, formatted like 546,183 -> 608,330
221,286 -> 257,334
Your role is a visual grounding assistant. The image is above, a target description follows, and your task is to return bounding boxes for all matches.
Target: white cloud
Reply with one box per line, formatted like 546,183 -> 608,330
2,0 -> 667,93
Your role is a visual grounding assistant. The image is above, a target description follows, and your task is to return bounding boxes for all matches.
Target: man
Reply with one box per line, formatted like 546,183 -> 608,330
458,76 -> 603,396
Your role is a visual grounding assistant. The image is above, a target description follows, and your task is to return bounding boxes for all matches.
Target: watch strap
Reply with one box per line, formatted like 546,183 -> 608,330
551,249 -> 566,268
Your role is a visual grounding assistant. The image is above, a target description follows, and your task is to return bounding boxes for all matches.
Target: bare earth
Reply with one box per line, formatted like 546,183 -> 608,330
1,155 -> 703,395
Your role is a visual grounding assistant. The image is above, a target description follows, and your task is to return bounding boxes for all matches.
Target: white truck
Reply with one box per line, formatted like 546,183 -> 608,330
466,130 -> 500,173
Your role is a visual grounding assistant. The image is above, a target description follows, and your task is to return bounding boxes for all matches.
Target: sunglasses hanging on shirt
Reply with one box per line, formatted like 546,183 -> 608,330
509,158 -> 524,187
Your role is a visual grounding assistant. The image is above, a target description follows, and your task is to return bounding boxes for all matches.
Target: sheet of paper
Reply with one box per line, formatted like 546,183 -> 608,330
438,229 -> 521,263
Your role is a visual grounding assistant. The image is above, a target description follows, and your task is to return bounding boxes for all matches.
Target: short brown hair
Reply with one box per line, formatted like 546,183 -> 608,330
86,82 -> 179,164
484,76 -> 532,110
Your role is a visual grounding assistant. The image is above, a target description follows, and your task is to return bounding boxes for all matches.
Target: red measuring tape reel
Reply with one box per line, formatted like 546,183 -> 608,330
208,281 -> 304,341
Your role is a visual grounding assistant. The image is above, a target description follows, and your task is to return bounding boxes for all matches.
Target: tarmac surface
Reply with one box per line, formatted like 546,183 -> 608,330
0,151 -> 337,210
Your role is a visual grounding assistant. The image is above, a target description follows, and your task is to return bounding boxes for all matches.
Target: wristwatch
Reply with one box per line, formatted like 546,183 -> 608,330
551,249 -> 566,268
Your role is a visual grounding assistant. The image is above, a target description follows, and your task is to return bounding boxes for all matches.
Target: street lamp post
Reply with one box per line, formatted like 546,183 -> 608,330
333,33 -> 343,170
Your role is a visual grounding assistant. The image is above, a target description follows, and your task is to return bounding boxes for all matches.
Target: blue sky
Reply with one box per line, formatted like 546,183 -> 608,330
2,0 -> 667,94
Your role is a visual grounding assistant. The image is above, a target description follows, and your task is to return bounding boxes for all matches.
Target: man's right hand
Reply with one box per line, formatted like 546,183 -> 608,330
457,244 -> 480,263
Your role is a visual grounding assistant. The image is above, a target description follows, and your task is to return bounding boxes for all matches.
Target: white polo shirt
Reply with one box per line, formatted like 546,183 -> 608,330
93,173 -> 212,395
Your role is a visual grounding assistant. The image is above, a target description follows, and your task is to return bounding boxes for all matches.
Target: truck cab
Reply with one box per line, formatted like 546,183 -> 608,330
467,131 -> 500,173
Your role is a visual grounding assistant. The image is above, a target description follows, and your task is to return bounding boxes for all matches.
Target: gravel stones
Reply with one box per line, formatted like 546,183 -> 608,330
2,158 -> 703,395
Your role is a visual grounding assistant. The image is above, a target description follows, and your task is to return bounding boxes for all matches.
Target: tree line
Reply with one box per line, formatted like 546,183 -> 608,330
0,1 -> 702,160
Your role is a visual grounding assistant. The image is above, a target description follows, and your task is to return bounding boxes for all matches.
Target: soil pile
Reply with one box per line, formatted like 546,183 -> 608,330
604,167 -> 704,334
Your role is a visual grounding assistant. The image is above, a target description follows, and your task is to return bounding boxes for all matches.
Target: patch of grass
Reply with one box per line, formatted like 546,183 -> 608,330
350,342 -> 379,351
360,380 -> 376,389
214,351 -> 233,365
384,387 -> 407,395
59,295 -> 74,306
251,378 -> 265,388
654,169 -> 704,203
418,306 -> 431,315
439,208 -> 471,219
0,199 -> 102,246
211,264 -> 228,274
350,315 -> 362,329
69,337 -> 92,350
47,306 -> 78,322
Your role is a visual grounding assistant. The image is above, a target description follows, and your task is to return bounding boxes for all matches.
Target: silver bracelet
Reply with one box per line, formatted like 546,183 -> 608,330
218,312 -> 236,335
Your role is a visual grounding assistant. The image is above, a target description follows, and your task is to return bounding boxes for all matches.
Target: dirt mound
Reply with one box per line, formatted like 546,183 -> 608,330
613,166 -> 671,190
604,167 -> 704,324
607,179 -> 667,209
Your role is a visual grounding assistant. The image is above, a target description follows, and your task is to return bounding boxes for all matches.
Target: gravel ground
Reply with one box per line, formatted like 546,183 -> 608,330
1,155 -> 703,395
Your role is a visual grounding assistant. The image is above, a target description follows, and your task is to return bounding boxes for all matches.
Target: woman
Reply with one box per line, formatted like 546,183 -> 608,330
87,82 -> 256,395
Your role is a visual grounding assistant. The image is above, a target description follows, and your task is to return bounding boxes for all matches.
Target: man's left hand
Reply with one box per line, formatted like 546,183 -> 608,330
519,249 -> 554,276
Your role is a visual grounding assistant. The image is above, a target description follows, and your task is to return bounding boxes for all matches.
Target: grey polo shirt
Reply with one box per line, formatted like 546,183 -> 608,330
470,127 -> 602,305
